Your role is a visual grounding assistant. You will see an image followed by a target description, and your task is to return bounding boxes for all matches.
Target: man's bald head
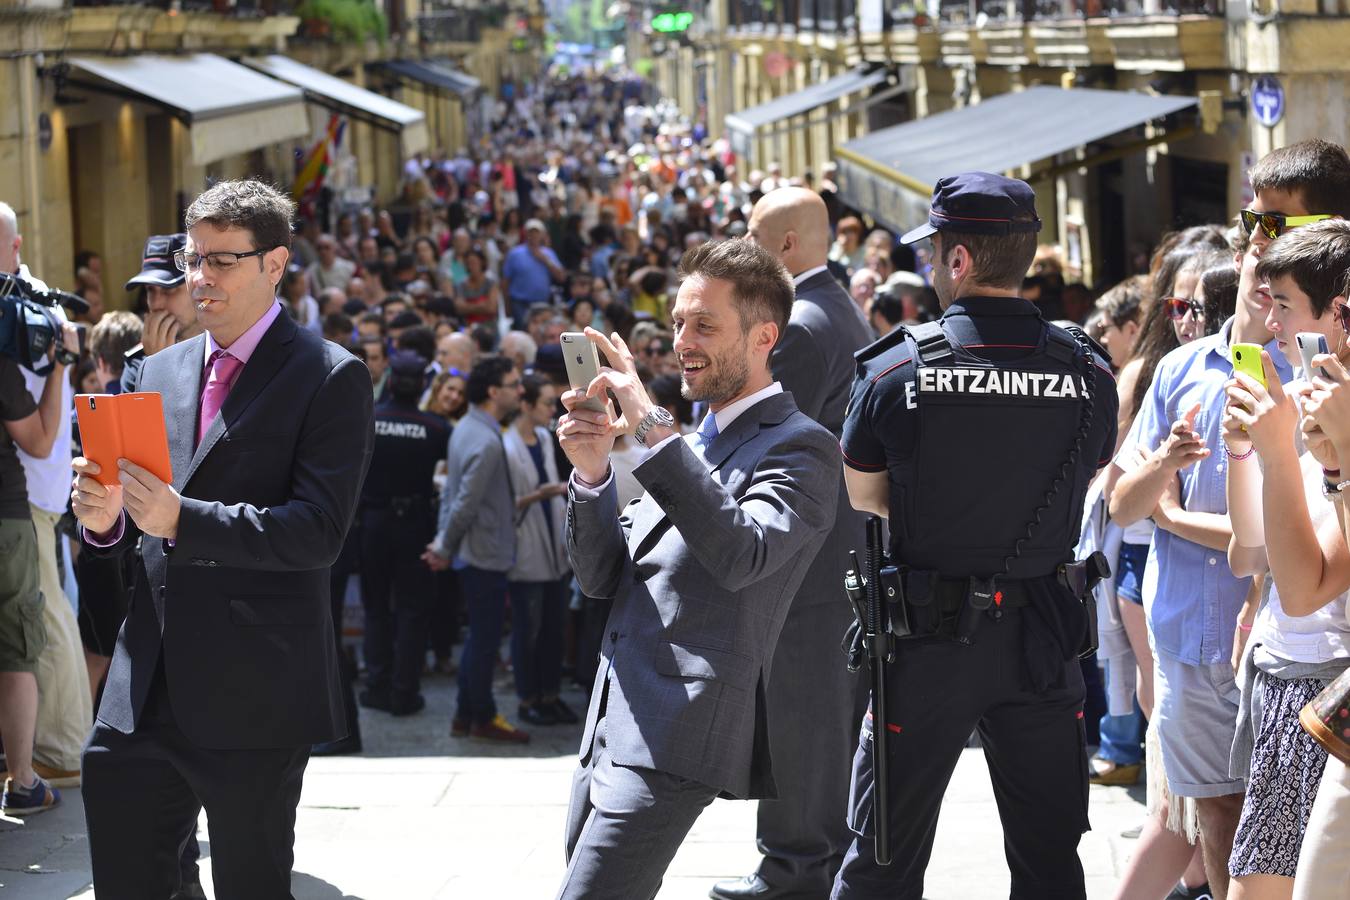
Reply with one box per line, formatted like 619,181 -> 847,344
0,202 -> 20,274
436,330 -> 478,374
746,187 -> 831,276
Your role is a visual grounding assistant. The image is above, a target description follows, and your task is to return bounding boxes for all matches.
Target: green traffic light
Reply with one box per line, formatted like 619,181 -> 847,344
652,10 -> 693,32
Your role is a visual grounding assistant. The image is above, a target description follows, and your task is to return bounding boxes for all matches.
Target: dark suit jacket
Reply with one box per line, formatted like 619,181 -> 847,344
86,311 -> 375,750
567,392 -> 841,799
771,268 -> 875,610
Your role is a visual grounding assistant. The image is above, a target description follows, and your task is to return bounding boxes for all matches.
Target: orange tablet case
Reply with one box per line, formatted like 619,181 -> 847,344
75,392 -> 173,488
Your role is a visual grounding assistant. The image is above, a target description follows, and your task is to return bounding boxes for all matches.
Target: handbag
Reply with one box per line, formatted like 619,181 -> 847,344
1299,666 -> 1350,765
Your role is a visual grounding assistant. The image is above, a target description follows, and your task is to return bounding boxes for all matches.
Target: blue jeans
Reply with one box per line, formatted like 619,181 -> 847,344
455,565 -> 508,726
1098,660 -> 1145,765
509,576 -> 569,703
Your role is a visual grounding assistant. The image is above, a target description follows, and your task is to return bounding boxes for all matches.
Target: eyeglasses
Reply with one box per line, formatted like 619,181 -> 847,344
1238,209 -> 1332,241
1335,302 -> 1350,336
1165,297 -> 1204,321
174,248 -> 273,273
497,379 -> 523,390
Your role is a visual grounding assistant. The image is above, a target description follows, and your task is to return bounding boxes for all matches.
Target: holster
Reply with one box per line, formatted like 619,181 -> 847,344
1056,550 -> 1111,658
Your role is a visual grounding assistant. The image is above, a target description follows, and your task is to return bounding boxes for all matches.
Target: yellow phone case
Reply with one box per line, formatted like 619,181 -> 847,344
1230,342 -> 1268,388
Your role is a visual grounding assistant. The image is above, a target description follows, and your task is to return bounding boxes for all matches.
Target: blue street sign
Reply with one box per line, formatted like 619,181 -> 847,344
1251,75 -> 1284,128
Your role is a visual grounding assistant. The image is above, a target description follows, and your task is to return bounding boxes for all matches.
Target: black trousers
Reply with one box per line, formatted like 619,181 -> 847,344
831,607 -> 1090,900
358,509 -> 433,699
755,600 -> 868,897
328,526 -> 361,741
82,667 -> 310,900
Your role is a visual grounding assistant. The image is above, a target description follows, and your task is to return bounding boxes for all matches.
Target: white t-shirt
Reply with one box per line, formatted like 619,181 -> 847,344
1257,451 -> 1350,664
14,266 -> 74,514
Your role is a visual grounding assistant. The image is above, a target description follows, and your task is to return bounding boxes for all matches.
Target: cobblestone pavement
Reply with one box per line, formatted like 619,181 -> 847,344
2,665 -> 1145,899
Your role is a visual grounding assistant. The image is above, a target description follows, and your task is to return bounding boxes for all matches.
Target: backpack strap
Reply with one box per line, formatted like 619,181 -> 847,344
909,321 -> 955,366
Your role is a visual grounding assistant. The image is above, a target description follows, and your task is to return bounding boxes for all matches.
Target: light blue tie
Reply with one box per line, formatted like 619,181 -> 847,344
695,413 -> 719,451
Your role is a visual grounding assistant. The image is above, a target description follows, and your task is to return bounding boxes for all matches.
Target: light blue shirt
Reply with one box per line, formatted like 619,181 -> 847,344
1115,318 -> 1292,665
502,244 -> 559,304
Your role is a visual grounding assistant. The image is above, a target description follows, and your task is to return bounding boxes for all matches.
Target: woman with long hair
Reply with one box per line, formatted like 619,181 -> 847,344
503,373 -> 575,726
1106,225 -> 1233,900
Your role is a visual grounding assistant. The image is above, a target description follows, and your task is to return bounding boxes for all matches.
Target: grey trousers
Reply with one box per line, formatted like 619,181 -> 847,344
755,600 -> 867,896
557,716 -> 719,900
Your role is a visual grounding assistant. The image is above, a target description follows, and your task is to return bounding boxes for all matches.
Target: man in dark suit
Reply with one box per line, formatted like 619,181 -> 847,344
554,239 -> 842,900
70,180 -> 375,900
710,187 -> 873,900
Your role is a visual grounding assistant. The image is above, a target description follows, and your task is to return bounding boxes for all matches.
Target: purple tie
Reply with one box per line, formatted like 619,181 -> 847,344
198,349 -> 243,443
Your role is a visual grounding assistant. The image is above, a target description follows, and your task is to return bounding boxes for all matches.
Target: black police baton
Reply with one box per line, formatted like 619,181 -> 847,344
845,516 -> 893,866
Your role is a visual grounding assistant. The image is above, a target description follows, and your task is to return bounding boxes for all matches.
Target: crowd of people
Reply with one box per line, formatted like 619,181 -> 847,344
0,67 -> 1345,900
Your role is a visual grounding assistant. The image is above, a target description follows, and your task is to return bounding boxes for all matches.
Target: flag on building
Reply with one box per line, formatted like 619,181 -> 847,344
293,115 -> 346,202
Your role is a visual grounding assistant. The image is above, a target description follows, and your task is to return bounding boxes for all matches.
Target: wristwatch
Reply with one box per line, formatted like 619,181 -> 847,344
633,406 -> 676,448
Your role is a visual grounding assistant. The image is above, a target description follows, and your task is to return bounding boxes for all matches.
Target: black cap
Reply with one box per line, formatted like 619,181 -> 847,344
900,173 -> 1042,245
125,234 -> 187,290
533,343 -> 566,380
389,310 -> 423,330
387,350 -> 428,377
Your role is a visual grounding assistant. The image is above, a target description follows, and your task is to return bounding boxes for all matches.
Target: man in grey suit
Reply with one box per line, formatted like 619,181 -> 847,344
424,356 -> 529,743
555,239 -> 842,900
708,188 -> 874,900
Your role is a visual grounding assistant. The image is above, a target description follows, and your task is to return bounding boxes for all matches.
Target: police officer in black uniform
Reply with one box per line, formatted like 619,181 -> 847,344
357,350 -> 450,716
832,173 -> 1118,900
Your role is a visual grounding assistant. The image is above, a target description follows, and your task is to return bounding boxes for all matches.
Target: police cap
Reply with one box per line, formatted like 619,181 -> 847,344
387,350 -> 428,378
900,172 -> 1042,245
125,234 -> 187,290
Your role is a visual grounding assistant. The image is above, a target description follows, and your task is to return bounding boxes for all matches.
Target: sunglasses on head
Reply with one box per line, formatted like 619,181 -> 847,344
1335,302 -> 1350,336
1238,209 -> 1332,240
1165,297 -> 1204,321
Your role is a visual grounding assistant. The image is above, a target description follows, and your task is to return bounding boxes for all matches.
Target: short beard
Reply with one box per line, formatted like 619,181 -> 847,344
680,334 -> 751,405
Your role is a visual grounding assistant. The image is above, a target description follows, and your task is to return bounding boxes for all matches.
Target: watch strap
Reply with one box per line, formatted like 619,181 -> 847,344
634,407 -> 675,447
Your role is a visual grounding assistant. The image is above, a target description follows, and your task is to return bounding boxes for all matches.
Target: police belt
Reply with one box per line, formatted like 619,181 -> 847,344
909,573 -> 1033,614
928,577 -> 1031,612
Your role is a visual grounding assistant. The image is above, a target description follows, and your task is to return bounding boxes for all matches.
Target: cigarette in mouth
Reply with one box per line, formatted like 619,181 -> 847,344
197,298 -> 214,310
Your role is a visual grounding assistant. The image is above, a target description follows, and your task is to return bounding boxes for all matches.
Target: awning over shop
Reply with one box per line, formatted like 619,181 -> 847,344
375,59 -> 481,98
724,66 -> 889,157
243,55 -> 429,156
836,86 -> 1199,234
65,54 -> 310,167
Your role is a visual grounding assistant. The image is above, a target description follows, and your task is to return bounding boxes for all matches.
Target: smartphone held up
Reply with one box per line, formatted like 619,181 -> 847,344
560,332 -> 608,414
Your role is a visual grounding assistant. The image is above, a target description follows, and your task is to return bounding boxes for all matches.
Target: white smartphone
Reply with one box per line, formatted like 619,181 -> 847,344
560,332 -> 608,413
1296,332 -> 1331,380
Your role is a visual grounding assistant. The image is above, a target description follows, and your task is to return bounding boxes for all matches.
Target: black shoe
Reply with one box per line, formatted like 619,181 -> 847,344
1166,883 -> 1213,900
311,734 -> 363,756
171,876 -> 208,900
518,703 -> 557,726
359,688 -> 392,712
390,693 -> 426,717
549,697 -> 580,724
709,874 -> 817,900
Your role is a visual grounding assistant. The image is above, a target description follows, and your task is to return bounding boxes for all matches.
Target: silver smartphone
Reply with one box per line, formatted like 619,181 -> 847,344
1296,332 -> 1331,380
560,332 -> 608,413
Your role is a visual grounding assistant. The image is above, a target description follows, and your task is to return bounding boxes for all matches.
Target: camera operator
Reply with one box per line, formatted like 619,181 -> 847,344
0,200 -> 81,816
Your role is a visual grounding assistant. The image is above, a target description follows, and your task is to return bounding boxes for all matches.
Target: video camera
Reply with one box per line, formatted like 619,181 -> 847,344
0,271 -> 87,376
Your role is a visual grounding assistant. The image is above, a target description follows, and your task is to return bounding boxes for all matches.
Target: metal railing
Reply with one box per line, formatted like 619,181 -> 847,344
68,0 -> 299,12
416,9 -> 481,43
935,0 -> 1223,22
726,0 -> 1221,29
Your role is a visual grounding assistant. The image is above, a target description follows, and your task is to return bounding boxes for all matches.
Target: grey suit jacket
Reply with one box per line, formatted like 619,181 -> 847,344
770,268 -> 875,610
434,405 -> 515,571
773,269 -> 874,435
567,392 -> 841,799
